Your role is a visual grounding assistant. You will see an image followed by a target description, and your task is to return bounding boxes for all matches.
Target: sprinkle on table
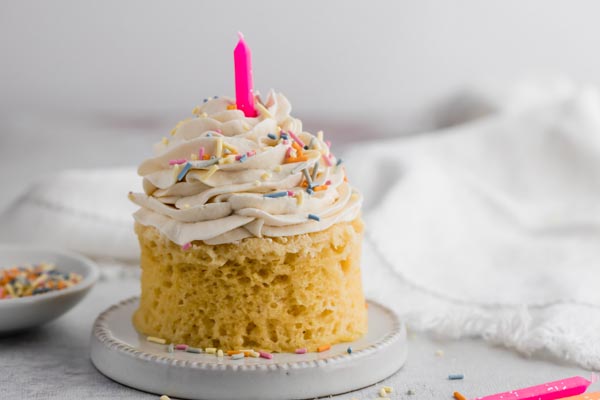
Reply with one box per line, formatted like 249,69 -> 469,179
231,352 -> 245,360
205,347 -> 217,354
167,343 -> 174,353
0,263 -> 82,299
347,347 -> 352,354
453,392 -> 467,400
317,344 -> 331,352
217,349 -> 224,357
448,374 -> 464,380
147,336 -> 166,345
383,386 -> 393,394
160,395 -> 171,400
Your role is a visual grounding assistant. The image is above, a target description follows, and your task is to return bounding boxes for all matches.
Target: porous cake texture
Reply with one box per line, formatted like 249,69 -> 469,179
133,218 -> 367,352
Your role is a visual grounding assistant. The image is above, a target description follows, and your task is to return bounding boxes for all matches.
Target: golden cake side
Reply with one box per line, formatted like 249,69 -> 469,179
133,218 -> 367,352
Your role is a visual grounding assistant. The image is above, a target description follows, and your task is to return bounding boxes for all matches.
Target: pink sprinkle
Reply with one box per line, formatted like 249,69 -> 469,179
288,131 -> 305,148
246,150 -> 256,157
182,242 -> 191,251
259,351 -> 273,360
326,140 -> 331,148
325,180 -> 331,185
235,154 -> 243,161
285,147 -> 293,158
198,147 -> 205,159
215,129 -> 222,134
175,344 -> 188,351
282,139 -> 289,145
295,348 -> 307,354
287,190 -> 294,196
169,159 -> 187,165
322,154 -> 333,166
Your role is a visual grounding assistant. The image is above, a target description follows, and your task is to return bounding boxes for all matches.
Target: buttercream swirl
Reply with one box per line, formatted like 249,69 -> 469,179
130,91 -> 362,245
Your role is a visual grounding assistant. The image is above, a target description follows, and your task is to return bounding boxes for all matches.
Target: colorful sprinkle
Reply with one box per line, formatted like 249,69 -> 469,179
280,132 -> 289,140
264,191 -> 288,198
267,133 -> 277,140
0,263 -> 82,299
336,158 -> 343,166
287,190 -> 294,196
322,154 -> 333,167
295,348 -> 307,354
161,137 -> 169,145
313,185 -> 328,192
205,348 -> 217,354
453,392 -> 467,400
288,131 -> 305,148
306,187 -> 314,195
383,386 -> 393,394
204,164 -> 219,179
215,138 -> 223,158
181,242 -> 191,251
160,395 -> 171,400
147,336 -> 166,345
311,161 -> 319,181
379,388 -> 388,397
347,347 -> 352,354
302,169 -> 313,187
231,352 -> 245,360
186,347 -> 202,354
217,349 -> 224,357
246,150 -> 256,157
406,389 -> 415,395
317,344 -> 331,352
175,344 -> 188,351
308,214 -> 320,221
177,162 -> 192,181
167,343 -> 174,353
259,351 -> 273,359
236,154 -> 247,162
227,104 -> 237,110
448,374 -> 464,380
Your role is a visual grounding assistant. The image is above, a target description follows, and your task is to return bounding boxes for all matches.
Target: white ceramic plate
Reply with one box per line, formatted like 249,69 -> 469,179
91,297 -> 407,400
0,244 -> 99,333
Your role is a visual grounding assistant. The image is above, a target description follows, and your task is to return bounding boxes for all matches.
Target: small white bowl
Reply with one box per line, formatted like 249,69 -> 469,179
0,244 -> 99,334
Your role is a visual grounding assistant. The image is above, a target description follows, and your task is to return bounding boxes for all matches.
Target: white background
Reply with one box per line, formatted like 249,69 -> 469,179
2,0 -> 600,129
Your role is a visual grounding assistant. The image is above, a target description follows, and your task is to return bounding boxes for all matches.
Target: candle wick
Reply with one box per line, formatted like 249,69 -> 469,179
237,31 -> 245,41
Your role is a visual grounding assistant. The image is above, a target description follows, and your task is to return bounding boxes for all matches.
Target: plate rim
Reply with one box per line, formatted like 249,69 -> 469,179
93,296 -> 404,371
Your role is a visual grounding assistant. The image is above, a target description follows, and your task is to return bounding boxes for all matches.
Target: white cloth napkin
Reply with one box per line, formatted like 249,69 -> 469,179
2,80 -> 600,368
347,81 -> 600,370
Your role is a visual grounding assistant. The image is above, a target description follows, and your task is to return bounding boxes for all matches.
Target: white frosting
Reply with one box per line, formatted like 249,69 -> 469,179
130,91 -> 362,245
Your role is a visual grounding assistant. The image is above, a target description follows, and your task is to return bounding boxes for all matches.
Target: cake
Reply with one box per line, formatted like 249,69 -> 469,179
129,91 -> 366,352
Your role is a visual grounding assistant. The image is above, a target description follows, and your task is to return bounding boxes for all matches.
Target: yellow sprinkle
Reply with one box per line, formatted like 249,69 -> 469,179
226,104 -> 237,110
200,112 -> 208,118
147,336 -> 166,344
160,395 -> 171,400
182,204 -> 190,209
223,142 -> 238,153
254,180 -> 261,186
256,102 -> 273,118
172,164 -> 180,179
379,388 -> 388,397
317,130 -> 324,141
190,153 -> 198,161
261,172 -> 271,181
273,165 -> 282,173
383,386 -> 393,393
162,137 -> 169,145
204,164 -> 219,179
351,193 -> 359,201
243,123 -> 250,131
205,347 -> 216,354
249,351 -> 260,358
169,128 -> 177,136
127,192 -> 135,201
215,137 -> 223,158
192,106 -> 201,115
217,349 -> 224,357
296,191 -> 304,206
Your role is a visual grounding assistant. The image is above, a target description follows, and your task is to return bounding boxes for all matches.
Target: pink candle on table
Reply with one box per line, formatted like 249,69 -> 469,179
233,32 -> 257,117
475,376 -> 594,400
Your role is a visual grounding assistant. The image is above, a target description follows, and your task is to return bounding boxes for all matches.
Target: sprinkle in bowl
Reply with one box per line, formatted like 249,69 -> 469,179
0,244 -> 99,334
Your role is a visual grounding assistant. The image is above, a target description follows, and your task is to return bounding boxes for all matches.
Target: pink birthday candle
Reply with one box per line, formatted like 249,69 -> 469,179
233,32 -> 257,117
475,376 -> 594,400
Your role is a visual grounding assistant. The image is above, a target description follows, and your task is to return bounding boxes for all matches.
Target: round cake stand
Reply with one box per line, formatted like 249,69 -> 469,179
90,297 -> 407,400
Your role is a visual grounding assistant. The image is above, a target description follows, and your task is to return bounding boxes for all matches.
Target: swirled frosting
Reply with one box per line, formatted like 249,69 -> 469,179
130,91 -> 362,246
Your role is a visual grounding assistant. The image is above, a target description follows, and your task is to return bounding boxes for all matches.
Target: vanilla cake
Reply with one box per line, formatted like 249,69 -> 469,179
130,92 -> 366,352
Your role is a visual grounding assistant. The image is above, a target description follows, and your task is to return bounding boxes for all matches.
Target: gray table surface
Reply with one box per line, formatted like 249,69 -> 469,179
0,111 -> 595,399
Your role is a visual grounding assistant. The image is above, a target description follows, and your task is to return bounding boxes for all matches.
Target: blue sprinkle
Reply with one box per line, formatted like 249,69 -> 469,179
264,191 -> 288,198
207,133 -> 212,137
303,145 -> 309,150
267,133 -> 277,140
203,98 -> 208,103
347,347 -> 352,354
210,156 -> 216,160
280,133 -> 288,139
238,154 -> 247,163
336,158 -> 343,166
448,374 -> 464,380
306,188 -> 314,195
308,214 -> 320,221
213,95 -> 218,99
177,162 -> 192,181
